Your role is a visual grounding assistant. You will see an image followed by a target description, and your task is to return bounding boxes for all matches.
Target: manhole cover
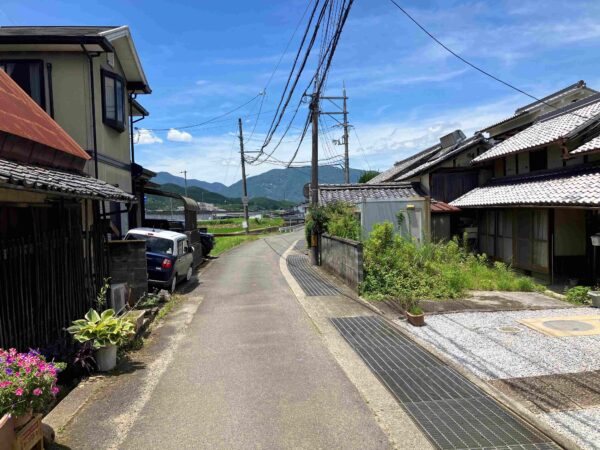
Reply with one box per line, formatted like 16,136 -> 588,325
542,320 -> 595,332
497,326 -> 523,334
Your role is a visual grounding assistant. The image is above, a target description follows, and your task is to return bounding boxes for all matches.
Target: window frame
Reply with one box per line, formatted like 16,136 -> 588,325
100,69 -> 126,132
0,59 -> 46,110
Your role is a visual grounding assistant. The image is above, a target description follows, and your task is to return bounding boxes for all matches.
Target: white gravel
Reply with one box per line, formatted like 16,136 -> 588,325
543,407 -> 600,450
394,307 -> 600,380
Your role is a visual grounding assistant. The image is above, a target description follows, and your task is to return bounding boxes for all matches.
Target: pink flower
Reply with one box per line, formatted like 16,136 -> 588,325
33,388 -> 42,396
0,381 -> 12,388
51,386 -> 60,395
15,388 -> 23,396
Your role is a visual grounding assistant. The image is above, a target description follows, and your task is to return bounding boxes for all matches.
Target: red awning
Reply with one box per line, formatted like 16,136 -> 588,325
431,200 -> 461,213
0,69 -> 89,161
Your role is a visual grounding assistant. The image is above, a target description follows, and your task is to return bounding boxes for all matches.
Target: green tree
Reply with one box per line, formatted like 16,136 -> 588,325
358,170 -> 380,183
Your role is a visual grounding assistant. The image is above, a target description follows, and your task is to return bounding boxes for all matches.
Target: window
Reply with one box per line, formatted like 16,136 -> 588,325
177,240 -> 184,256
529,148 -> 548,172
101,70 -> 125,131
0,60 -> 45,108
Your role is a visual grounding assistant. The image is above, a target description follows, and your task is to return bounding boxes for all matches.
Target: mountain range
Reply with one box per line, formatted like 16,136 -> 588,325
152,166 -> 363,202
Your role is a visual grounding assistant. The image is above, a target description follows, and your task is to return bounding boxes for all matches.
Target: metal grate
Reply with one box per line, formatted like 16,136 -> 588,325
330,316 -> 558,450
287,254 -> 340,296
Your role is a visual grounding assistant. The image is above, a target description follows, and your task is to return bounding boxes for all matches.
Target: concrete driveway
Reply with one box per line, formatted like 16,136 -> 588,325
58,233 -> 392,450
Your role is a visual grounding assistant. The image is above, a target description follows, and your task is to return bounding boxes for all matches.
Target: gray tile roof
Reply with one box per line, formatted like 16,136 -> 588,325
473,94 -> 600,164
571,135 -> 600,156
319,183 -> 422,204
479,81 -> 595,133
397,134 -> 486,181
451,165 -> 600,208
367,143 -> 441,184
0,158 -> 134,201
0,26 -> 117,36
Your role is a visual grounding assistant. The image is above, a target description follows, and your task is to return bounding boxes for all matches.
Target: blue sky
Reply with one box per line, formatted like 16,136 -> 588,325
3,0 -> 600,185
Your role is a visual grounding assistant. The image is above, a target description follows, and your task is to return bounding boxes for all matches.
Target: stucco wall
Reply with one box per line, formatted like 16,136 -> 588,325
321,233 -> 363,291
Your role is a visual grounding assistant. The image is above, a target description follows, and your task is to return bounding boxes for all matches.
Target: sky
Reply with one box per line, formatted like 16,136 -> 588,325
3,0 -> 600,185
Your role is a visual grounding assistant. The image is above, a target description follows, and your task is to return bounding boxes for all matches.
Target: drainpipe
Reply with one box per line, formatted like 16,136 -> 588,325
46,63 -> 55,118
81,44 -> 100,179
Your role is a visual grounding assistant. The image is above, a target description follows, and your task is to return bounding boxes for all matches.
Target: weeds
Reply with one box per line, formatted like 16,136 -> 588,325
361,222 -> 543,303
564,286 -> 591,305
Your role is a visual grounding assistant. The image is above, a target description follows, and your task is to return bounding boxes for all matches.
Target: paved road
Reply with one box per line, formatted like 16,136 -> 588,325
61,233 -> 391,449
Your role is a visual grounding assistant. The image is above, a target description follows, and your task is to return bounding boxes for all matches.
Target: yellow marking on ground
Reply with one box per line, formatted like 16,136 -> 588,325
519,314 -> 600,337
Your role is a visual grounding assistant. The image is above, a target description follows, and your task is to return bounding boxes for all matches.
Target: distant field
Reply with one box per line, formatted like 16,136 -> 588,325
202,217 -> 284,234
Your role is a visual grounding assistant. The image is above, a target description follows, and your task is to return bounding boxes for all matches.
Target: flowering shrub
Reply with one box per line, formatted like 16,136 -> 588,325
0,348 -> 65,418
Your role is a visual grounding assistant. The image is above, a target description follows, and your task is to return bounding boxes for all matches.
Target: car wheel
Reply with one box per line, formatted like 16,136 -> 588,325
186,265 -> 193,282
169,275 -> 177,293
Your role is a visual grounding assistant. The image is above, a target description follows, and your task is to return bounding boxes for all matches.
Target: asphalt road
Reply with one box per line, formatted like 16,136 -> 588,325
61,233 -> 391,449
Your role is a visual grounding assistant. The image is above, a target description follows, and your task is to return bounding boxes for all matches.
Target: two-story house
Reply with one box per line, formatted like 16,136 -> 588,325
0,26 -> 151,236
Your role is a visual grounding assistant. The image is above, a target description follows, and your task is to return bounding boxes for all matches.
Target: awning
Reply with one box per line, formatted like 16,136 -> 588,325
143,187 -> 199,212
451,165 -> 600,208
0,158 -> 134,202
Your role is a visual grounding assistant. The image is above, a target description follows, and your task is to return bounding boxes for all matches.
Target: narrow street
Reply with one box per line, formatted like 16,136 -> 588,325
59,233 -> 393,449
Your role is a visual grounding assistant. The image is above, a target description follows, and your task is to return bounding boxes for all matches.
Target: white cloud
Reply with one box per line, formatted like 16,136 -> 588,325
167,128 -> 193,142
135,128 -> 163,145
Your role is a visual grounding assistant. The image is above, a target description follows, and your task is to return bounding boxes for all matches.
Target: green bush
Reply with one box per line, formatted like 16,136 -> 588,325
360,222 -> 543,305
564,286 -> 591,305
305,201 -> 360,246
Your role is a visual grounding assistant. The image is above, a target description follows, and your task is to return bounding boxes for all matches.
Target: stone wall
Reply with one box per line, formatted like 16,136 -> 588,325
107,240 -> 148,304
320,233 -> 363,291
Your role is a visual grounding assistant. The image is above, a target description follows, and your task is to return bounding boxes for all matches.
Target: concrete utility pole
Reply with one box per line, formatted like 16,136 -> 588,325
180,170 -> 188,197
310,90 -> 320,265
238,118 -> 250,234
342,85 -> 350,184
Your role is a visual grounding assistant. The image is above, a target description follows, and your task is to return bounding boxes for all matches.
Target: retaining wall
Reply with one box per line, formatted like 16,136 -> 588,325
107,240 -> 148,304
320,233 -> 363,291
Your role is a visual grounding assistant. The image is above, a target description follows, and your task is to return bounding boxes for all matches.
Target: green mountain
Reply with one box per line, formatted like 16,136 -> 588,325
146,183 -> 295,212
152,166 -> 364,202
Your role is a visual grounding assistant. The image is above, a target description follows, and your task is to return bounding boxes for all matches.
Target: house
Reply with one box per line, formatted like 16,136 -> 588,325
318,183 -> 430,241
0,25 -> 151,236
453,91 -> 600,284
0,68 -> 133,350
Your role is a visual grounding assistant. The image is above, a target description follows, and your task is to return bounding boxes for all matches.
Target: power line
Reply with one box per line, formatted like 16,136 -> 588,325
387,0 -> 590,121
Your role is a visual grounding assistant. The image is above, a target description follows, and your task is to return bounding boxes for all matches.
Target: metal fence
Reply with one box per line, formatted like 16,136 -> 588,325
0,210 -> 107,351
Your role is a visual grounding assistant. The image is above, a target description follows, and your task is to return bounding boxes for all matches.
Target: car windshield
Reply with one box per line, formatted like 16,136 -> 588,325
127,233 -> 173,254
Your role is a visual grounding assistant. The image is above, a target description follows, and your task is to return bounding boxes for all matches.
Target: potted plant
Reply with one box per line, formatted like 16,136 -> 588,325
0,348 -> 64,435
67,309 -> 134,372
404,298 -> 425,327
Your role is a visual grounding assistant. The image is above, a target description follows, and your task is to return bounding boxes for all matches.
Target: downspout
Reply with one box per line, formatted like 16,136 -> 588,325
81,43 -> 101,179
46,63 -> 55,118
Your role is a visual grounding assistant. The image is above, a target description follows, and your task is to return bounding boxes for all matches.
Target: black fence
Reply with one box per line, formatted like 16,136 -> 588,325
0,204 -> 107,351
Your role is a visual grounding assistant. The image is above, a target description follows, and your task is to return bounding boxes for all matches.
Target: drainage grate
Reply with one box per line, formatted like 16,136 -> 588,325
330,316 -> 558,450
287,254 -> 339,296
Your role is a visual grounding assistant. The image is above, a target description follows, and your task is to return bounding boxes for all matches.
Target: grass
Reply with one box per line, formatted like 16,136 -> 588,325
361,222 -> 544,306
156,294 -> 185,321
201,217 -> 284,234
212,235 -> 261,256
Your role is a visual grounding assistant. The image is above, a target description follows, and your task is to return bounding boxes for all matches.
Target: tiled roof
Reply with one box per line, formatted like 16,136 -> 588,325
398,134 -> 486,181
571,135 -> 600,156
0,158 -> 134,201
431,201 -> 460,213
367,144 -> 441,184
479,81 -> 595,133
451,165 -> 600,208
473,94 -> 600,164
0,70 -> 90,161
0,26 -> 117,36
319,183 -> 422,204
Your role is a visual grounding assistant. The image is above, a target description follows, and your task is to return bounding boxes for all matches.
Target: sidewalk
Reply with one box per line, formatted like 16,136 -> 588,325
280,238 -> 563,450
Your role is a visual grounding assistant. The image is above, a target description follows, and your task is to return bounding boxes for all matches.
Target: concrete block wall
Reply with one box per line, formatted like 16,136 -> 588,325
107,240 -> 148,305
321,233 -> 363,291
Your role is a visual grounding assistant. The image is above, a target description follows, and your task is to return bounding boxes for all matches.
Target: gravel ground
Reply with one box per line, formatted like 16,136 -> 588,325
394,307 -> 600,380
543,407 -> 600,450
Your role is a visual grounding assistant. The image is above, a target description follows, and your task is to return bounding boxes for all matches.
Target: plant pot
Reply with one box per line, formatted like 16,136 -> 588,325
95,345 -> 117,372
12,410 -> 32,429
406,311 -> 425,327
0,415 -> 15,450
589,291 -> 600,308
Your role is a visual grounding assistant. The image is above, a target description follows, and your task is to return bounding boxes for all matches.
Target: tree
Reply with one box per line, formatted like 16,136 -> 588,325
358,170 -> 380,183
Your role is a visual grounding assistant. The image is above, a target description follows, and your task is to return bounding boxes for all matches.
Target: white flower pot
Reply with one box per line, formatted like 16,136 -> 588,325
95,345 -> 117,372
589,291 -> 600,308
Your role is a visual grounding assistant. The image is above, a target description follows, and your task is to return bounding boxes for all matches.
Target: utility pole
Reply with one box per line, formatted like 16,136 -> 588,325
342,85 -> 350,184
238,118 -> 250,234
310,90 -> 319,265
180,170 -> 188,197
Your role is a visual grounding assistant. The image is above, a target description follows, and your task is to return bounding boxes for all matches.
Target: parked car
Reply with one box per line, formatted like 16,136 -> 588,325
197,228 -> 215,256
125,228 -> 195,293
